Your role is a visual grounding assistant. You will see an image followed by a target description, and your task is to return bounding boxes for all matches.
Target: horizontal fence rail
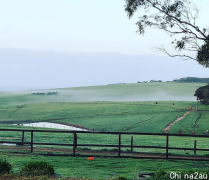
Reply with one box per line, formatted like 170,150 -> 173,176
0,128 -> 209,161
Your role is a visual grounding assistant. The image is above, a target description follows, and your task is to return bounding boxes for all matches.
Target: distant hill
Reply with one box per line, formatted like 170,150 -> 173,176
0,82 -> 207,106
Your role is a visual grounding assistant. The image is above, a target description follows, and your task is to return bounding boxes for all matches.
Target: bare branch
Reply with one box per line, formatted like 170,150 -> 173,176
155,45 -> 197,60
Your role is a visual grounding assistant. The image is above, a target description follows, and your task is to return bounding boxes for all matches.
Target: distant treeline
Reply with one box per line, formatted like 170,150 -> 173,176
173,77 -> 209,83
136,77 -> 209,84
137,80 -> 163,83
31,92 -> 58,95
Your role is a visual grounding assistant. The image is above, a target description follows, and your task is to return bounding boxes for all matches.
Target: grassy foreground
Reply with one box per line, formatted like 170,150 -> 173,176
0,152 -> 209,179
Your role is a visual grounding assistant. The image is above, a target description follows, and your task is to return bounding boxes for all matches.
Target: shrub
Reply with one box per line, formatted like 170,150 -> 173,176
0,158 -> 12,175
0,159 -> 12,174
20,161 -> 54,176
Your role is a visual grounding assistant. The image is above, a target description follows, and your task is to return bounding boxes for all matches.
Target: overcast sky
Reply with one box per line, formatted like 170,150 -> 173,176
0,0 -> 208,90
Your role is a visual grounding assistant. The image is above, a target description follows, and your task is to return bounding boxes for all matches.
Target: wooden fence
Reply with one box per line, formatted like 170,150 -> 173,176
0,128 -> 209,161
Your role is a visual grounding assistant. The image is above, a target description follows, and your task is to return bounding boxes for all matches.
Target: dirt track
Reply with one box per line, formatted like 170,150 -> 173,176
163,111 -> 191,133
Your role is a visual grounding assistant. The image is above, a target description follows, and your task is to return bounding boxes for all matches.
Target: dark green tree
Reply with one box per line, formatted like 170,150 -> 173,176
197,38 -> 209,67
194,85 -> 209,105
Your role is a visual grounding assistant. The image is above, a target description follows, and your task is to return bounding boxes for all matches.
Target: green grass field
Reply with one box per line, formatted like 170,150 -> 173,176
0,101 -> 208,134
0,82 -> 209,179
1,153 -> 209,179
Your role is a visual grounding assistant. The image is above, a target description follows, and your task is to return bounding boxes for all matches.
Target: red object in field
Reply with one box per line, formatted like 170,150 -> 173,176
87,157 -> 94,160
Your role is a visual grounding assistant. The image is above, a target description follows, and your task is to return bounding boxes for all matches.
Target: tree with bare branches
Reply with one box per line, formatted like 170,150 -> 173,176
125,0 -> 209,104
125,0 -> 209,67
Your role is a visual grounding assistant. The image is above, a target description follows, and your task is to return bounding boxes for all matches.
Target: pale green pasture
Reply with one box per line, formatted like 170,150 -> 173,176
0,101 -> 192,132
0,82 -> 207,106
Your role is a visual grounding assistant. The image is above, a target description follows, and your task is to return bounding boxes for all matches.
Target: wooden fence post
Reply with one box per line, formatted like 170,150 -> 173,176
194,140 -> 197,155
118,133 -> 121,157
31,131 -> 33,153
73,132 -> 77,157
166,135 -> 169,159
21,131 -> 24,145
75,133 -> 77,148
131,136 -> 133,152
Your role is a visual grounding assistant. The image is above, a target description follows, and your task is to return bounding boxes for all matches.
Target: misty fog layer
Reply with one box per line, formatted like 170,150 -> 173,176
0,82 -> 201,106
0,48 -> 208,91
